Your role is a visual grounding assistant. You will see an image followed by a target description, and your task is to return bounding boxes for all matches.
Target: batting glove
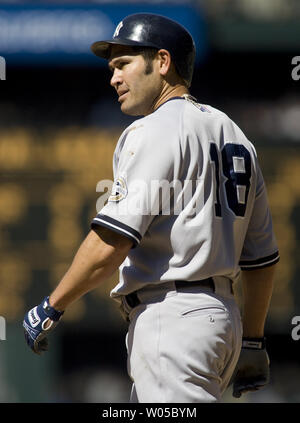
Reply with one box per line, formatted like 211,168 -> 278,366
23,297 -> 64,355
231,337 -> 270,398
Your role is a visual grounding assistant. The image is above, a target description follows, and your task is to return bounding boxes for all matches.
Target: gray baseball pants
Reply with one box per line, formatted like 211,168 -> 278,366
123,278 -> 242,403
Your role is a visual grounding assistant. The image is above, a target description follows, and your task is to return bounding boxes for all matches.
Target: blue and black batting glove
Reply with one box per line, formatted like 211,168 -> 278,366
23,297 -> 64,355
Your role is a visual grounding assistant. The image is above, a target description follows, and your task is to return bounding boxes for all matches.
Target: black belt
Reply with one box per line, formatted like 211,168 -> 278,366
125,278 -> 215,309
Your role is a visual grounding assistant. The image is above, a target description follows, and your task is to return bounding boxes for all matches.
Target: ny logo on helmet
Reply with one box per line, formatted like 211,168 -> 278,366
113,21 -> 123,38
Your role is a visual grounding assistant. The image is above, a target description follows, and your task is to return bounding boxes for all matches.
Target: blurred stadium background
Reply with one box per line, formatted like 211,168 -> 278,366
0,0 -> 300,403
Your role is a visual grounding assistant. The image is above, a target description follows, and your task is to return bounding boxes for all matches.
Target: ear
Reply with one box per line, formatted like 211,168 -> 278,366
157,49 -> 172,77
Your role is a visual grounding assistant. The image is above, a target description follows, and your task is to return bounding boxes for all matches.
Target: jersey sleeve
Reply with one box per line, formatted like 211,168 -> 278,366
91,123 -> 177,247
239,164 -> 280,270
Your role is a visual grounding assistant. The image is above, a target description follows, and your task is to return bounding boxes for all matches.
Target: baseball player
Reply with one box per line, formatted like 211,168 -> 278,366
23,13 -> 279,403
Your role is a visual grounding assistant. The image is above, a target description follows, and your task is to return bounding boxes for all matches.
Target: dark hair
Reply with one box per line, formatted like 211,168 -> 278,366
132,47 -> 158,74
132,46 -> 187,85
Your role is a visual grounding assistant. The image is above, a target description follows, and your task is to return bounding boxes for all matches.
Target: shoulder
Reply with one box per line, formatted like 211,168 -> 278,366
145,99 -> 184,132
121,103 -> 183,152
181,96 -> 235,128
184,97 -> 256,149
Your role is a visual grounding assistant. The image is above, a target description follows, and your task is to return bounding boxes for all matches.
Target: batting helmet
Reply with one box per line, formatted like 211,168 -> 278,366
91,13 -> 196,87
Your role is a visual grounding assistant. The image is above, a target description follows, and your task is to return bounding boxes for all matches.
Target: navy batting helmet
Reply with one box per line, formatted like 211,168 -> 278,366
91,13 -> 196,87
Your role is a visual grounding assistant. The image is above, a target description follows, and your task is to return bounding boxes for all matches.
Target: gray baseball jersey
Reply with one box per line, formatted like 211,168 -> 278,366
91,95 -> 279,298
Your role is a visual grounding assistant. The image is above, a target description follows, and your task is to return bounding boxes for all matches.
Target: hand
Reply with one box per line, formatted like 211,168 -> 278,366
231,337 -> 270,398
23,296 -> 64,355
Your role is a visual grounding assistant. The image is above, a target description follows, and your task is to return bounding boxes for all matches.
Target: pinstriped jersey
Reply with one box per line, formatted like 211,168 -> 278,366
91,95 -> 279,297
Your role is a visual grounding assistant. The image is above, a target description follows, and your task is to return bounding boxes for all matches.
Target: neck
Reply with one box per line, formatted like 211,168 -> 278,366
146,84 -> 189,116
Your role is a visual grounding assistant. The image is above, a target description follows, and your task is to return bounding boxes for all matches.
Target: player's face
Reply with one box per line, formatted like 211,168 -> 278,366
109,45 -> 163,116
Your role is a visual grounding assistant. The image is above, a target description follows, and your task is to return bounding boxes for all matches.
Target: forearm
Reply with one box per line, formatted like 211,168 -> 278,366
49,228 -> 131,311
241,264 -> 276,338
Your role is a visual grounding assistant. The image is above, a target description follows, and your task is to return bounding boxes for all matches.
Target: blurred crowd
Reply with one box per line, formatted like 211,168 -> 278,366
0,0 -> 300,20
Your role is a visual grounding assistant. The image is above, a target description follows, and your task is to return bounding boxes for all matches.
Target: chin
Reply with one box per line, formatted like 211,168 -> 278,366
120,101 -> 147,117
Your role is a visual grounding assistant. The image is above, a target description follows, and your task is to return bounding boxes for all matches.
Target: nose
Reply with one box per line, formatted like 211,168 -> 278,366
110,68 -> 122,88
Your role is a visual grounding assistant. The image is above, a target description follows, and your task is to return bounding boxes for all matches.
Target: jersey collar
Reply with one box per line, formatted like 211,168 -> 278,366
154,94 -> 197,112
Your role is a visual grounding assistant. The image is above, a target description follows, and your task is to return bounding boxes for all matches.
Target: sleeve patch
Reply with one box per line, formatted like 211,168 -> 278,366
108,176 -> 128,202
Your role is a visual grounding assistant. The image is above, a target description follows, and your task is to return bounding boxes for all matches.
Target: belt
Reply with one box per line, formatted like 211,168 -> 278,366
125,278 -> 215,309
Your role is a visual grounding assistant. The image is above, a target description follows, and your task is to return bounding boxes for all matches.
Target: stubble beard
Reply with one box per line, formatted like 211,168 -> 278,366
120,60 -> 157,117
